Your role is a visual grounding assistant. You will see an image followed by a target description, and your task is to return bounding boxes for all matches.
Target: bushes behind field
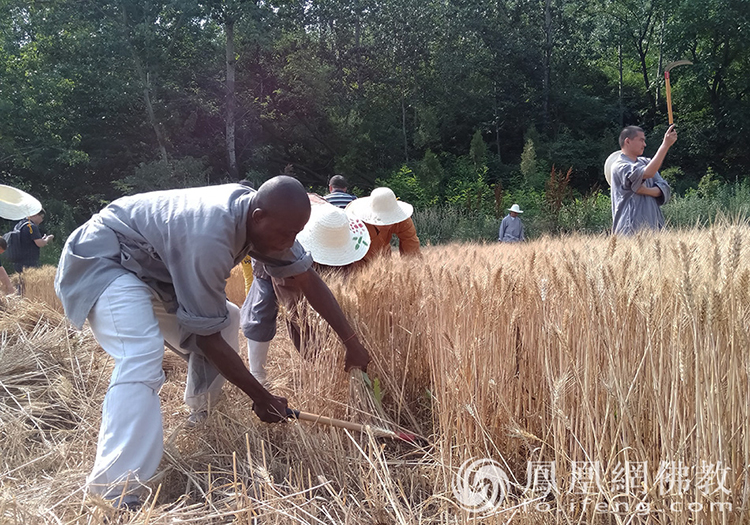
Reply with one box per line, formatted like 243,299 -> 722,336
413,180 -> 750,244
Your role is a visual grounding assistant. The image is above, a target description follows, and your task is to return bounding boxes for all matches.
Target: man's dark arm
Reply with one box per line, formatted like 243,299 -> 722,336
195,332 -> 287,422
286,268 -> 371,371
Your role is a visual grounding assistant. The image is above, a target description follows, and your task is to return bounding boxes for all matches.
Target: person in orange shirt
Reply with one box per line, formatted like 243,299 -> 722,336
345,187 -> 420,263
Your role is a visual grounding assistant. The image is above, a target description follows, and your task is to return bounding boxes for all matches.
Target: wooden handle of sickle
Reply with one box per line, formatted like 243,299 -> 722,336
287,408 -> 367,433
286,408 -> 421,443
665,71 -> 674,125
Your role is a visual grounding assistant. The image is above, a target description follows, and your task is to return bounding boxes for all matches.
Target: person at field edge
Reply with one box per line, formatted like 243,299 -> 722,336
243,199 -> 370,386
610,125 -> 676,235
324,174 -> 357,209
498,204 -> 525,243
54,176 -> 370,510
0,184 -> 53,295
345,187 -> 421,263
13,209 -> 54,272
0,238 -> 15,295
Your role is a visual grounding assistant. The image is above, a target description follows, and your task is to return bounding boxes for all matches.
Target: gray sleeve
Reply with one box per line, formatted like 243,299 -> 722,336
653,174 -> 671,206
240,274 -> 278,341
622,162 -> 645,192
498,218 -> 506,241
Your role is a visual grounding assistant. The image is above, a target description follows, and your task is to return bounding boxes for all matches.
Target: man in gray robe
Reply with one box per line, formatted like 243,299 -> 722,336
498,203 -> 525,242
611,125 -> 677,235
54,176 -> 370,509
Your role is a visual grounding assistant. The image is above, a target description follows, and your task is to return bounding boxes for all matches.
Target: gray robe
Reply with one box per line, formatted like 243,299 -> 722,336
498,215 -> 525,242
54,183 -> 312,340
610,153 -> 671,235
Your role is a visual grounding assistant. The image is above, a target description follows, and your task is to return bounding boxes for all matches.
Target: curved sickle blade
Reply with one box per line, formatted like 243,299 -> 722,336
663,60 -> 692,124
664,59 -> 693,73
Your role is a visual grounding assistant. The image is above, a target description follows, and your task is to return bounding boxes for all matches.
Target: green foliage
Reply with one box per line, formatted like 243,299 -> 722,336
113,157 -> 212,195
660,166 -> 684,193
414,149 -> 444,202
412,207 -> 500,245
684,167 -> 722,199
469,131 -> 487,172
38,197 -> 78,266
414,106 -> 440,150
557,191 -> 612,234
372,377 -> 383,405
665,180 -> 750,228
376,165 -> 433,209
413,179 -> 750,245
1,0 -> 750,244
445,166 -> 495,213
697,168 -> 721,199
520,139 -> 546,191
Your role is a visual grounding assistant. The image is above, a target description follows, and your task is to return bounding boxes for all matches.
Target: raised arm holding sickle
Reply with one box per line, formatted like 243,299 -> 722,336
634,124 -> 678,199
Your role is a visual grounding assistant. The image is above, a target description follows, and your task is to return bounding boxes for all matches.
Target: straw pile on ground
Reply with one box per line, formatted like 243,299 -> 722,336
9,266 -> 64,313
1,222 -> 748,523
0,279 -> 434,524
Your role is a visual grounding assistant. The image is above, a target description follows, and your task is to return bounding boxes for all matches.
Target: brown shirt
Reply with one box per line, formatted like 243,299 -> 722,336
362,218 -> 421,263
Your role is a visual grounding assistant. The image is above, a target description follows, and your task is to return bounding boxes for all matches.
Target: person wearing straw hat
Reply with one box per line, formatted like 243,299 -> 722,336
242,200 -> 370,385
0,184 -> 54,276
607,125 -> 675,235
0,184 -> 42,221
498,204 -> 525,243
54,176 -> 370,510
345,187 -> 420,264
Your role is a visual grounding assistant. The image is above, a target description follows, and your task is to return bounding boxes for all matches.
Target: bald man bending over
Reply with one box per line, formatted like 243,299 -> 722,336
55,176 -> 370,510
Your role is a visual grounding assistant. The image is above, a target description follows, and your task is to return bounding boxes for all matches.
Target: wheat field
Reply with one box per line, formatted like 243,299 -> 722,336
0,223 -> 747,524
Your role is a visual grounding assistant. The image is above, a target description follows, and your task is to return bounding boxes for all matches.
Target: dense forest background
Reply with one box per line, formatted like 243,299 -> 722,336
1,0 -> 749,248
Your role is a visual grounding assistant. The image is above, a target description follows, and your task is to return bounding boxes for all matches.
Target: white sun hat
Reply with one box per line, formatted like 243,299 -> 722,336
0,184 -> 43,220
508,203 -> 523,214
297,202 -> 371,266
345,187 -> 413,226
604,150 -> 621,186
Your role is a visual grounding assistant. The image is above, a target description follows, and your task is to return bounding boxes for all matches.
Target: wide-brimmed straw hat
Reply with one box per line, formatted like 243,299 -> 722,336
0,185 -> 43,220
604,150 -> 621,186
345,187 -> 413,226
508,203 -> 523,214
297,202 -> 371,266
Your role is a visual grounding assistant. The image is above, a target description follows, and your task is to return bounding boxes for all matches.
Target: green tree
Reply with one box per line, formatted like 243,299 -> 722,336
521,138 -> 541,189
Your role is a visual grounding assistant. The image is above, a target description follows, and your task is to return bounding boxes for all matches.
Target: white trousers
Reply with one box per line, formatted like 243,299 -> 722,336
86,273 -> 240,499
